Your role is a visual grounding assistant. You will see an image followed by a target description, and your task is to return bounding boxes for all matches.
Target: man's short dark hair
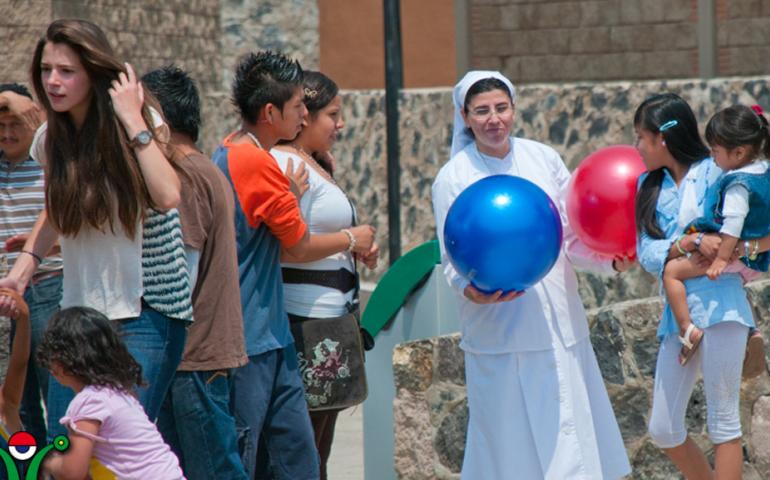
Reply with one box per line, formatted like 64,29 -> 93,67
0,83 -> 33,103
141,66 -> 201,142
231,51 -> 303,124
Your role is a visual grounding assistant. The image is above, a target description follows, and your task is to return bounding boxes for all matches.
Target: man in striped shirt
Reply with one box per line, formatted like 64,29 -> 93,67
0,83 -> 62,444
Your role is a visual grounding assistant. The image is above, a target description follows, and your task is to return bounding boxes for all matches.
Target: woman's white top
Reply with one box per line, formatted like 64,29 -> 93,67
271,148 -> 355,318
432,137 -> 615,354
720,160 -> 768,237
31,123 -> 143,319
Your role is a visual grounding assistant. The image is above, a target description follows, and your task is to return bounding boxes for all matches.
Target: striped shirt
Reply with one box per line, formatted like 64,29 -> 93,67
0,152 -> 62,279
141,208 -> 193,322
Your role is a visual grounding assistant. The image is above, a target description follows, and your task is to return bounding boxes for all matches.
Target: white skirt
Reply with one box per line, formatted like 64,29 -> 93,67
462,337 -> 631,480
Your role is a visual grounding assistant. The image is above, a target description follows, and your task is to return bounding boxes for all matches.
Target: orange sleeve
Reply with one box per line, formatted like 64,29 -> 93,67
227,144 -> 307,248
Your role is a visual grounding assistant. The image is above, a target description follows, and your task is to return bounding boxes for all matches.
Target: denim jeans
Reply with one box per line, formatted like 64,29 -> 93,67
158,370 -> 247,480
231,344 -> 319,480
9,274 -> 63,445
46,303 -> 187,439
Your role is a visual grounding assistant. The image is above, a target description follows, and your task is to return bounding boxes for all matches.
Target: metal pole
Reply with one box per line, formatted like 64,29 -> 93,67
384,0 -> 403,265
697,0 -> 716,78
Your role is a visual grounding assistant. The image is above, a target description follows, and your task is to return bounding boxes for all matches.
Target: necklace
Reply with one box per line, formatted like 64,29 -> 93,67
290,144 -> 337,186
243,130 -> 263,150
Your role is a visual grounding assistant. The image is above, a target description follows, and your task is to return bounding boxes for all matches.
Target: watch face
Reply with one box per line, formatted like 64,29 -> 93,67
136,130 -> 152,145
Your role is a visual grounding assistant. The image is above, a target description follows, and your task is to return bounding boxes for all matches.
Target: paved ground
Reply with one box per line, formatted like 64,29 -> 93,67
327,405 -> 364,479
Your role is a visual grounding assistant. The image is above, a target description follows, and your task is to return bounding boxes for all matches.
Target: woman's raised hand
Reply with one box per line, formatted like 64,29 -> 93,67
108,62 -> 147,138
284,157 -> 310,200
463,284 -> 524,304
348,225 -> 375,254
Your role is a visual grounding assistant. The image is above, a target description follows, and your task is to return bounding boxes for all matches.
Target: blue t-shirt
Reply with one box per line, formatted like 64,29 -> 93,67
213,134 -> 307,356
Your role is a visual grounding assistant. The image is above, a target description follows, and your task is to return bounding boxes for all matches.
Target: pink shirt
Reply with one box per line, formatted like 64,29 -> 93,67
61,385 -> 184,479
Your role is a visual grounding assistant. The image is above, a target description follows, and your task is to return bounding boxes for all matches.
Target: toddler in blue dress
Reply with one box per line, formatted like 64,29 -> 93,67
663,104 -> 770,365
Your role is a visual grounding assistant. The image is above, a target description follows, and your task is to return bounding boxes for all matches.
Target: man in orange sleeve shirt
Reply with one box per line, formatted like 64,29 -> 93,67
214,52 -> 371,480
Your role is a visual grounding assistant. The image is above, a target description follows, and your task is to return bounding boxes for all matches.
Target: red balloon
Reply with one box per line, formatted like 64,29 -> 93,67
566,145 -> 646,258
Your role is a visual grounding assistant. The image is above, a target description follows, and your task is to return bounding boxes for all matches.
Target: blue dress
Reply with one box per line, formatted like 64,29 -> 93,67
637,158 -> 755,339
687,168 -> 770,271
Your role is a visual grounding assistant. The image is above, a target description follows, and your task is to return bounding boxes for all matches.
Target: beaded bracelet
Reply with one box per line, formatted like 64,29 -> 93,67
341,228 -> 356,252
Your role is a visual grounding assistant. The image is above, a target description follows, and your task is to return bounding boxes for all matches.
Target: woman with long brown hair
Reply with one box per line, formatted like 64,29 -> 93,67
0,19 -> 184,439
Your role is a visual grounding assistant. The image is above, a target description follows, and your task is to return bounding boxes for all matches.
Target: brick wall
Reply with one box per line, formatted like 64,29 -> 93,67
469,0 -> 700,83
717,0 -> 770,76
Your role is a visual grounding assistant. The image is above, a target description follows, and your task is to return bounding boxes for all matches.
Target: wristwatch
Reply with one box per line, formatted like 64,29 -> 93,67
129,130 -> 153,149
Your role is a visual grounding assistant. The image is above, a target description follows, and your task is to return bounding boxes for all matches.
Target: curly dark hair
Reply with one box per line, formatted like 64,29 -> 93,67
37,307 -> 144,392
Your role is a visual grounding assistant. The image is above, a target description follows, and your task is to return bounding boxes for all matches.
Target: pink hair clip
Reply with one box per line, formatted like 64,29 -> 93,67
751,104 -> 764,116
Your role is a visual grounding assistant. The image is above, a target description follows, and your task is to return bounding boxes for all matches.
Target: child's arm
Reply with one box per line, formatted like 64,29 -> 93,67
707,233 -> 740,280
43,420 -> 99,480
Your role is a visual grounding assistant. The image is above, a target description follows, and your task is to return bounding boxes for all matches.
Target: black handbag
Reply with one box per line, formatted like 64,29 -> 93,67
288,305 -> 368,411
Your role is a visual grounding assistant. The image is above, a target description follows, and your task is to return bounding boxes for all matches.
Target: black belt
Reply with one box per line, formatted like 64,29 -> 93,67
281,267 -> 357,294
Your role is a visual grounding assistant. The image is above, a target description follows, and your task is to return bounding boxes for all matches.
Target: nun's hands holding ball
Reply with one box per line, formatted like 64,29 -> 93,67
463,284 -> 524,304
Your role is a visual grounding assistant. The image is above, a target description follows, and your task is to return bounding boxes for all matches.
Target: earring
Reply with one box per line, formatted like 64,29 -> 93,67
662,141 -> 666,146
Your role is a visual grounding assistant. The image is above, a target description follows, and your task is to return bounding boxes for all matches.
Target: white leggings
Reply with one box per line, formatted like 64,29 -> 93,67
648,321 -> 747,448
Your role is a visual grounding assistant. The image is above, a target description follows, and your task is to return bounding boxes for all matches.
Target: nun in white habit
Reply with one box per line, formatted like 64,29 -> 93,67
431,71 -> 632,479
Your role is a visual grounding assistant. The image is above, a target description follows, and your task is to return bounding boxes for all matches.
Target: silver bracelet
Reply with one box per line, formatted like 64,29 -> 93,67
341,228 -> 356,252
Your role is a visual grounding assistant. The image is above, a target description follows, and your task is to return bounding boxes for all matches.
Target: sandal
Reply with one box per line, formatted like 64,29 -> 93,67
678,323 -> 704,366
743,330 -> 766,379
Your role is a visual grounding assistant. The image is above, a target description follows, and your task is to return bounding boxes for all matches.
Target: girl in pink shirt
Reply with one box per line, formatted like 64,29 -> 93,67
38,307 -> 184,479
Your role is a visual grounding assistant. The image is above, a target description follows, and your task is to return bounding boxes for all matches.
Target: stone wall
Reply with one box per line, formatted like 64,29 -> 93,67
392,279 -> 770,479
220,0 -> 319,90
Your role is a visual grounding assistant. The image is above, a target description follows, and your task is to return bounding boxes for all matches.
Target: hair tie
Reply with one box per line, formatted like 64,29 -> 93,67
659,120 -> 679,132
303,87 -> 318,100
751,104 -> 769,127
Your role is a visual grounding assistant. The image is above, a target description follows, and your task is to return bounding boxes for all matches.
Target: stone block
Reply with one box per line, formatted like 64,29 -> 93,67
580,1 -> 620,27
663,0 -> 694,22
609,25 -> 656,52
393,389 -> 435,480
471,31 -> 516,56
470,55 -> 503,71
393,339 -> 434,393
718,18 -> 770,47
750,395 -> 770,475
498,4 -> 522,30
470,5 -> 503,30
728,0 -> 763,18
568,27 -> 612,53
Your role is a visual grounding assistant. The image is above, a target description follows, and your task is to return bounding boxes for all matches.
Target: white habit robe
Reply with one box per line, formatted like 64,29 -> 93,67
431,137 -> 631,479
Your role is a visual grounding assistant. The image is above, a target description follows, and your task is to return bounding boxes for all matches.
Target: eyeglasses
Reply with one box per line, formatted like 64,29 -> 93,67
468,104 -> 513,121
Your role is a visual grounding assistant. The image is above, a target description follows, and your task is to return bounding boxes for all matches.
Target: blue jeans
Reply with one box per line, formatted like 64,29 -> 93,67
158,370 -> 247,480
231,345 -> 319,480
9,274 -> 63,445
46,304 -> 187,438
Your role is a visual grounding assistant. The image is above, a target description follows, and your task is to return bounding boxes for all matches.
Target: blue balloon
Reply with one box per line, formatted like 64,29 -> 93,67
443,174 -> 563,293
